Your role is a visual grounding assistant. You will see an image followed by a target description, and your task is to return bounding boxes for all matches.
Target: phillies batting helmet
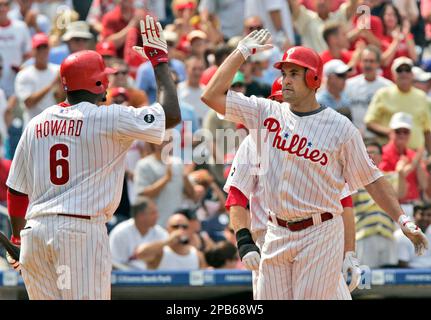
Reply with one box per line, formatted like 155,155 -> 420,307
268,76 -> 283,101
60,50 -> 116,94
273,46 -> 323,90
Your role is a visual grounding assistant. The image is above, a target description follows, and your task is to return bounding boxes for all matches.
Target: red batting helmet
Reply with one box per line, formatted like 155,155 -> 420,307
60,50 -> 116,94
273,46 -> 323,90
268,76 -> 283,101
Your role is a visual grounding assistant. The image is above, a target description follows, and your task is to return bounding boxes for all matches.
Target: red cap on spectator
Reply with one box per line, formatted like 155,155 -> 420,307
175,1 -> 196,10
96,41 -> 117,57
32,33 -> 49,49
110,87 -> 129,100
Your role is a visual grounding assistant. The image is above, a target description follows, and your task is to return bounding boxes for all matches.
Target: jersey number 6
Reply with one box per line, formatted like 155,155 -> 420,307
50,143 -> 70,185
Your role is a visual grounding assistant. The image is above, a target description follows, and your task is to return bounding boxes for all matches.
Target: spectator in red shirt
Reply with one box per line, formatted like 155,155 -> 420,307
123,24 -> 146,79
320,22 -> 362,74
86,0 -> 117,34
101,0 -> 145,58
348,4 -> 385,50
379,112 -> 427,204
379,3 -> 417,80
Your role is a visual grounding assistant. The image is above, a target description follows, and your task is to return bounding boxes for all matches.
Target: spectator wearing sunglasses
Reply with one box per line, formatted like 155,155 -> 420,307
106,58 -> 148,107
242,16 -> 264,36
379,112 -> 427,205
317,59 -> 352,120
175,208 -> 215,253
365,57 -> 431,153
241,16 -> 285,88
134,213 -> 206,270
244,0 -> 295,50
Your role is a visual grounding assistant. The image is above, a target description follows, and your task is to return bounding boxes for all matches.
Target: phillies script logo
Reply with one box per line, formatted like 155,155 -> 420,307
263,117 -> 328,165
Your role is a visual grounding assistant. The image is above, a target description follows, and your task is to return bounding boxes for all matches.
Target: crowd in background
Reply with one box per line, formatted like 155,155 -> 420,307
1,0 -> 431,272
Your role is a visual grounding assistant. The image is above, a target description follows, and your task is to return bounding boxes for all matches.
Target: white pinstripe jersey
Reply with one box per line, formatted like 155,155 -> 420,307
224,135 -> 357,230
224,90 -> 382,220
224,135 -> 267,232
6,102 -> 165,220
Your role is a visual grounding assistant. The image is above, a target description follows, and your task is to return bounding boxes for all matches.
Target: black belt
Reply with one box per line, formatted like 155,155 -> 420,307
58,213 -> 91,220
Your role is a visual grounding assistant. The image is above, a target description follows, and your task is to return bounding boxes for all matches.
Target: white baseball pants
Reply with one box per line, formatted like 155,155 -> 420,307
19,215 -> 111,300
256,215 -> 346,300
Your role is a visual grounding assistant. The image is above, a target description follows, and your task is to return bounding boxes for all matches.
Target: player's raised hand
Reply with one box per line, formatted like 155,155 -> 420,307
237,29 -> 273,60
399,214 -> 429,256
342,251 -> 361,292
133,15 -> 168,67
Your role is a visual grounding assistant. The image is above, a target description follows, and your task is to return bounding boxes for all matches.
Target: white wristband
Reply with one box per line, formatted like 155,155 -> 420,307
237,45 -> 251,60
398,214 -> 410,227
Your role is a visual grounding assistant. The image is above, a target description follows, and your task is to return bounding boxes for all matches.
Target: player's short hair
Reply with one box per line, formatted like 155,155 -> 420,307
322,22 -> 341,44
364,139 -> 382,154
362,45 -> 382,64
131,196 -> 152,217
174,207 -> 198,220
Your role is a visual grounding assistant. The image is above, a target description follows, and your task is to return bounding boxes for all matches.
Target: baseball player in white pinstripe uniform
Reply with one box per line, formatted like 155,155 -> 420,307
6,16 -> 181,300
224,135 -> 356,299
223,80 -> 357,299
201,29 -> 428,299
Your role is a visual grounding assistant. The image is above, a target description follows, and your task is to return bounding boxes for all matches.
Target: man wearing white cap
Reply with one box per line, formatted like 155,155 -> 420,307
365,56 -> 431,153
380,112 -> 427,206
316,59 -> 352,119
412,66 -> 431,96
49,21 -> 93,65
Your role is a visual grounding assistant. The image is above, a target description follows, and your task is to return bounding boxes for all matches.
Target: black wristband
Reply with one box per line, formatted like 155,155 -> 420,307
236,228 -> 254,247
236,228 -> 260,260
